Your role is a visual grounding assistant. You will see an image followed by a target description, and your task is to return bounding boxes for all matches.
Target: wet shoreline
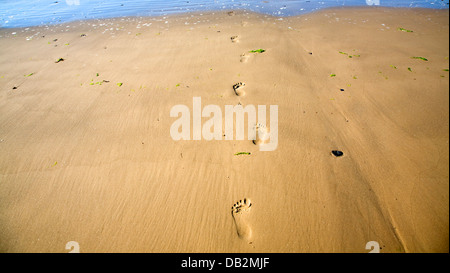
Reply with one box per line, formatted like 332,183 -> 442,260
1,0 -> 449,28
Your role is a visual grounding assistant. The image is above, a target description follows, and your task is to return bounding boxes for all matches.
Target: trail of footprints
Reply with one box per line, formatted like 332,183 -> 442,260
228,17 -> 347,245
229,30 -> 266,243
231,198 -> 253,242
232,82 -> 245,96
253,123 -> 269,145
240,53 -> 250,63
230,34 -> 268,146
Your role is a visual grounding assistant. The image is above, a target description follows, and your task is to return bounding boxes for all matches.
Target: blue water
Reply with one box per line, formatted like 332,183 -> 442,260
0,0 -> 448,28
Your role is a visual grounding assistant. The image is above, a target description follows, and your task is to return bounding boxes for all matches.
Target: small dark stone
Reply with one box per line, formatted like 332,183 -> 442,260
340,88 -> 345,92
332,150 -> 344,157
12,86 -> 17,90
308,52 -> 313,55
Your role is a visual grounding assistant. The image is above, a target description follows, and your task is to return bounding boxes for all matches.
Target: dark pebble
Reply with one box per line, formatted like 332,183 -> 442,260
332,150 -> 344,157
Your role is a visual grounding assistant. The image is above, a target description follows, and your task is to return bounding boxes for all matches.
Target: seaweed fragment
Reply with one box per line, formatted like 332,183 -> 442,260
398,28 -> 413,32
411,57 -> 428,61
339,51 -> 360,58
234,152 -> 251,156
249,49 -> 265,53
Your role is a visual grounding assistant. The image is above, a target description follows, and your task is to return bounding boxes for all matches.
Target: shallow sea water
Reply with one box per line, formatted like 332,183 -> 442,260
0,0 -> 449,28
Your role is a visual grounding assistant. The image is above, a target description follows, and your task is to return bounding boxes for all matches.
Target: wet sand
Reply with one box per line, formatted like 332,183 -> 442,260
0,7 -> 448,253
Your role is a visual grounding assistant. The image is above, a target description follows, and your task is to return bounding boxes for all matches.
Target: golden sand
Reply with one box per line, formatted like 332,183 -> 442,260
0,7 -> 448,253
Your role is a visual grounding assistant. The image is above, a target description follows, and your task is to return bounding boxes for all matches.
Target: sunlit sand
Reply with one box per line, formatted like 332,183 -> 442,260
0,7 -> 448,253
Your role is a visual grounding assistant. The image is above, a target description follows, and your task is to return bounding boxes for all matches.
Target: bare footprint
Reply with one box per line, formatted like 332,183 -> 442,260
231,36 -> 239,43
240,53 -> 250,63
252,123 -> 268,145
233,82 -> 246,96
231,198 -> 253,241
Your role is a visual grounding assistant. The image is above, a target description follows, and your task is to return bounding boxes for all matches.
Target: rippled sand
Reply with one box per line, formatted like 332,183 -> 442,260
0,7 -> 448,253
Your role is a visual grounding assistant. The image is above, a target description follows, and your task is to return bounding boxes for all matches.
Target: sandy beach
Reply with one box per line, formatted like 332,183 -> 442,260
0,7 -> 448,253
